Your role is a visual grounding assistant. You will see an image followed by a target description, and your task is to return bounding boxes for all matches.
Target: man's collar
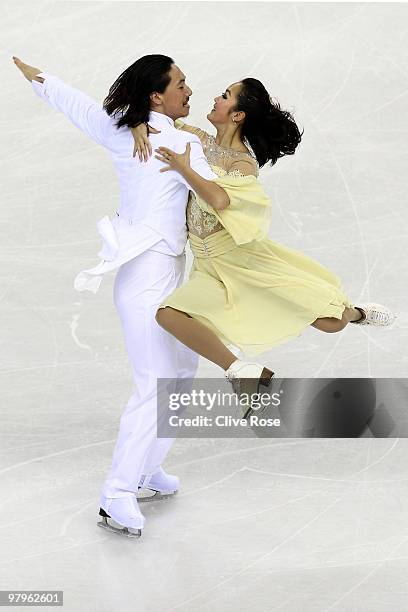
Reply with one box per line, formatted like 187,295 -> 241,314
148,110 -> 175,128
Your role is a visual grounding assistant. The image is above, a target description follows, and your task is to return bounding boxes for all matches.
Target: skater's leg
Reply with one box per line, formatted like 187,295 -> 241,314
156,306 -> 237,371
101,251 -> 187,499
141,339 -> 198,477
156,302 -> 275,424
311,306 -> 365,333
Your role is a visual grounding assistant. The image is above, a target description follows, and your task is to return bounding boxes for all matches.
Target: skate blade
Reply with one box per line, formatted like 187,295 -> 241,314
354,314 -> 398,329
235,368 -> 275,406
137,489 -> 178,503
97,516 -> 142,538
260,367 -> 274,387
376,315 -> 398,330
243,374 -> 278,421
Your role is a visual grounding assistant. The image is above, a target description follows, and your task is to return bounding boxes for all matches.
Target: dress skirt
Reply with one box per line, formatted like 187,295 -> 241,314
158,229 -> 355,357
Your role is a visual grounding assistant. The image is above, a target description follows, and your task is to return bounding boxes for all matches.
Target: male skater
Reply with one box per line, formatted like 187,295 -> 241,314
13,55 -> 225,538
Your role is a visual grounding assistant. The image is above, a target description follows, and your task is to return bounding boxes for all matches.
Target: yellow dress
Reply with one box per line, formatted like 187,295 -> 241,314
159,122 -> 355,357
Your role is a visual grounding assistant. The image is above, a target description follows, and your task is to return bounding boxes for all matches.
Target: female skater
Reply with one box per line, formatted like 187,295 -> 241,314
132,78 -> 395,414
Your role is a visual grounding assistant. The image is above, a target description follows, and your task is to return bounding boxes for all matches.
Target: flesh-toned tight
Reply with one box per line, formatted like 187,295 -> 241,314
155,306 -> 365,371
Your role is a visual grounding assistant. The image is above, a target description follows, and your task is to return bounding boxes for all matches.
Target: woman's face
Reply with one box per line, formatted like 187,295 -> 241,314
207,81 -> 243,125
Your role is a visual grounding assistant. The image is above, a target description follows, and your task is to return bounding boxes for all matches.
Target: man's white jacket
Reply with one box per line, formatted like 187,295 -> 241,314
31,72 -> 217,292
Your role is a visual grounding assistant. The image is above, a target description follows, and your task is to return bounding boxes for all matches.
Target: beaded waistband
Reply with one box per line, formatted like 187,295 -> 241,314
189,229 -> 236,258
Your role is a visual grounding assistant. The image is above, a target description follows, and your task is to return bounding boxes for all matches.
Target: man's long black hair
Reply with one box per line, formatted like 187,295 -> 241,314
103,54 -> 174,129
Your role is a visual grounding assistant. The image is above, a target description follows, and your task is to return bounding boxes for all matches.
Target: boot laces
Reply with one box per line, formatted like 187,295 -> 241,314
371,308 -> 390,324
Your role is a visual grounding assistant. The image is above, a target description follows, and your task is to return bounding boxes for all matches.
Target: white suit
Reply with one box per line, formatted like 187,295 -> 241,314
31,73 -> 217,497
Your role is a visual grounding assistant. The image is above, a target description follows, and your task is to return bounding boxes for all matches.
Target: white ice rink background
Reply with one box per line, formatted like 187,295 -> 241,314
1,2 -> 408,611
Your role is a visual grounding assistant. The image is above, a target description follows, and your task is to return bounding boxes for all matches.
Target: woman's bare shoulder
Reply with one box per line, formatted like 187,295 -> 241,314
227,156 -> 259,177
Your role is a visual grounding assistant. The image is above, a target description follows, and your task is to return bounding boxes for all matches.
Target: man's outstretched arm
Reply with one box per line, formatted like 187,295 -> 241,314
13,56 -> 112,147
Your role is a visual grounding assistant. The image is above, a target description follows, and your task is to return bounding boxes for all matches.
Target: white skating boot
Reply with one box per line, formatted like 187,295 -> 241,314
137,467 -> 179,502
97,494 -> 145,538
225,359 -> 274,420
350,303 -> 396,327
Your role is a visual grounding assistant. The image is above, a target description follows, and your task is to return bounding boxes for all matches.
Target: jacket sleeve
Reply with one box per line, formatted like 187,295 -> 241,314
31,72 -> 114,147
175,134 -> 217,188
195,173 -> 272,244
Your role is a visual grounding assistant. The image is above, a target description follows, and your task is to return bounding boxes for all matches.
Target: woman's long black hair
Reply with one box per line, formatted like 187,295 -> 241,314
103,54 -> 174,129
235,78 -> 304,168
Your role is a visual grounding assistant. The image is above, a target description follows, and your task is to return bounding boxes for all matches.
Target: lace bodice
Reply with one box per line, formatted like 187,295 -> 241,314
184,130 -> 259,239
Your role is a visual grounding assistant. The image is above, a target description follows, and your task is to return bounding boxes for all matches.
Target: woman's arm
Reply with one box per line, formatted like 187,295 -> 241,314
155,143 -> 230,211
179,164 -> 229,210
174,120 -> 208,142
131,123 -> 160,161
131,120 -> 208,162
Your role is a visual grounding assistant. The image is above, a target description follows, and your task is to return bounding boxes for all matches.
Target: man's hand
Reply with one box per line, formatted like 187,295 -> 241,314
12,56 -> 44,83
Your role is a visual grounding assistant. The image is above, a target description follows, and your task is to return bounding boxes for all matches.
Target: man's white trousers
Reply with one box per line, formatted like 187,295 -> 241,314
101,249 -> 198,499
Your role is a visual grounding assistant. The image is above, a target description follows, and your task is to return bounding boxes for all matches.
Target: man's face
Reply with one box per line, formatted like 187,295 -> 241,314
150,64 -> 192,120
